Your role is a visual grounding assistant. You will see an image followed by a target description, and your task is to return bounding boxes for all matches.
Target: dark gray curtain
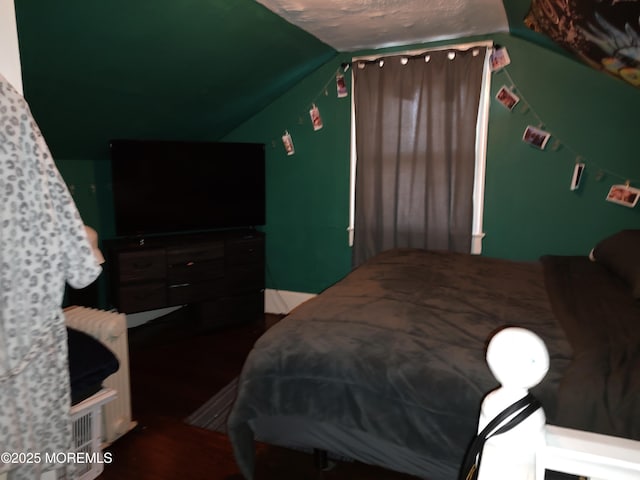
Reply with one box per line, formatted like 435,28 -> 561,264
352,47 -> 486,266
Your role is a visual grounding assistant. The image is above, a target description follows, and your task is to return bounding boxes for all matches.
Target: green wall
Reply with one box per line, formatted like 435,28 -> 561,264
15,0 -> 335,160
225,33 -> 640,293
223,56 -> 354,293
483,33 -> 640,259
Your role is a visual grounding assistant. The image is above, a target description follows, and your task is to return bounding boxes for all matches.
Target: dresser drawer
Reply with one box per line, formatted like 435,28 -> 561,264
225,264 -> 265,292
168,278 -> 225,305
167,241 -> 224,265
104,231 -> 264,323
117,282 -> 167,313
117,249 -> 166,283
167,258 -> 225,284
225,236 -> 265,266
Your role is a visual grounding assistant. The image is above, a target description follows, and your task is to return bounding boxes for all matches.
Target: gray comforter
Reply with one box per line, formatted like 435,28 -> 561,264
227,249 -> 582,479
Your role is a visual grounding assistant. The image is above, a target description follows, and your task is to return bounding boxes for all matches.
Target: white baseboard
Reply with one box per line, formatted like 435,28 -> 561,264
265,289 -> 316,315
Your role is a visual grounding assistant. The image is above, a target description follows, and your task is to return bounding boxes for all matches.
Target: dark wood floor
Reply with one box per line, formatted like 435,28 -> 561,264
98,309 -> 418,480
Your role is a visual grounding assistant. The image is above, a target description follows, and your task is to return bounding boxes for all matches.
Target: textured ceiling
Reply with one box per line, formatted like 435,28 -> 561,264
254,0 -> 510,51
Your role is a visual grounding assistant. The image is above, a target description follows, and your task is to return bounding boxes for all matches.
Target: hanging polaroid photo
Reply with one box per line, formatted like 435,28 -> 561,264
309,104 -> 323,131
282,131 -> 295,156
570,163 -> 585,191
490,46 -> 511,72
495,85 -> 520,111
336,74 -> 348,98
606,184 -> 640,208
522,125 -> 551,150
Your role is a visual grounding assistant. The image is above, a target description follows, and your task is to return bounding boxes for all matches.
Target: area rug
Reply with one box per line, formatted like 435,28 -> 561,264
187,375 -> 355,466
185,376 -> 238,433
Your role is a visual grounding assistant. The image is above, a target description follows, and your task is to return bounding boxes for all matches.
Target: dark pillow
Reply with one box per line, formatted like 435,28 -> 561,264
591,229 -> 640,298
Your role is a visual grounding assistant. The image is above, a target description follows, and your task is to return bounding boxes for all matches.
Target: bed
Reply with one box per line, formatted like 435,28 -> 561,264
227,230 -> 640,480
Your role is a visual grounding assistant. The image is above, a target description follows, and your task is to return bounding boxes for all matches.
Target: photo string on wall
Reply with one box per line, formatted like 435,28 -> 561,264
275,65 -> 351,157
491,46 -> 639,208
274,47 -> 638,209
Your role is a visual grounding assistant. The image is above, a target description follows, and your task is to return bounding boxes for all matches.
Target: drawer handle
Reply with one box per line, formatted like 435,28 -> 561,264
169,283 -> 190,288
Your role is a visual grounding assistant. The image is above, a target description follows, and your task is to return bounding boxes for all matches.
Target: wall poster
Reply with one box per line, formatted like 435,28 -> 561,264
525,0 -> 640,88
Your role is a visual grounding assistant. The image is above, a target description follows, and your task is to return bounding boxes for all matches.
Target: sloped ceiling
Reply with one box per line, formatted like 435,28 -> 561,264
13,0 -> 568,159
14,0 -> 337,158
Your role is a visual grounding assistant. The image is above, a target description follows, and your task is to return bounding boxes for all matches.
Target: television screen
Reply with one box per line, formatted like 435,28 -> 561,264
110,139 -> 265,237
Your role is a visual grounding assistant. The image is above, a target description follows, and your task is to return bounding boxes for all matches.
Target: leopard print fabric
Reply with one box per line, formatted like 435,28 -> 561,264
0,74 -> 102,479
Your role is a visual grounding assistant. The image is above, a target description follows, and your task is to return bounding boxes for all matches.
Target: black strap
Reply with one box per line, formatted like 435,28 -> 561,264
459,393 -> 541,480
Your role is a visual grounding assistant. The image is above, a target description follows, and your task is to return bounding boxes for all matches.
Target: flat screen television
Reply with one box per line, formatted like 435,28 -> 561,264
110,139 -> 265,237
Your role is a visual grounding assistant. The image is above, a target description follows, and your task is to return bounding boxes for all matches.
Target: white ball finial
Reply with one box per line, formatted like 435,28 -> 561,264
486,327 -> 549,390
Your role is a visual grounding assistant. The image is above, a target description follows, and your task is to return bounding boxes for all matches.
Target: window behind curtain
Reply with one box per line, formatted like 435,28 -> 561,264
351,45 -> 490,267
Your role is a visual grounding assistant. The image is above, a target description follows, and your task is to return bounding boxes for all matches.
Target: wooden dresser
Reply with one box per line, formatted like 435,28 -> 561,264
103,229 -> 264,329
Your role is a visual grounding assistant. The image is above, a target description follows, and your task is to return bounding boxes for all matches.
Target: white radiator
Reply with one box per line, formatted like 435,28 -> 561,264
64,306 -> 137,445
